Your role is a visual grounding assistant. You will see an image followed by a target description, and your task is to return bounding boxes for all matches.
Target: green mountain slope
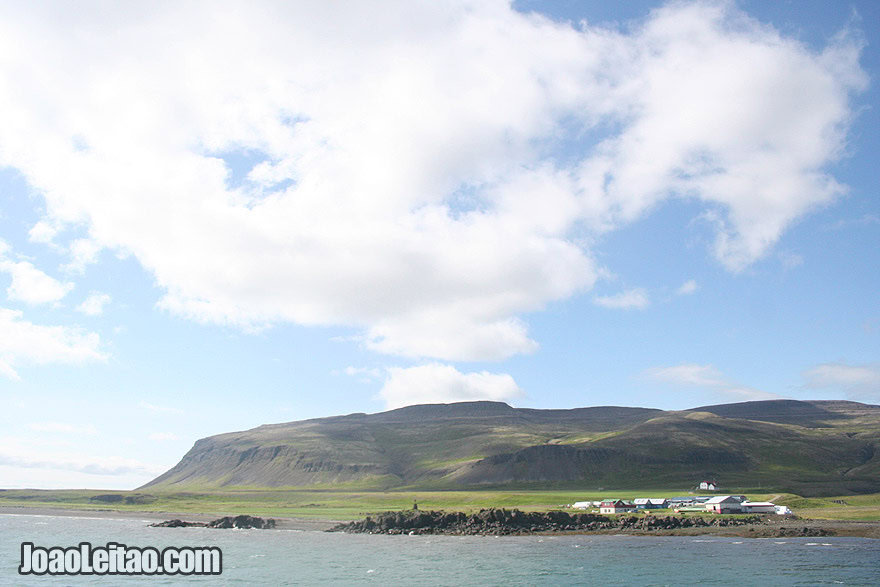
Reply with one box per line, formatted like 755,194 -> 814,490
142,400 -> 880,496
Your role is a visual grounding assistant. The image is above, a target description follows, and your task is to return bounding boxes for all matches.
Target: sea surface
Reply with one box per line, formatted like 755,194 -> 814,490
2,514 -> 879,585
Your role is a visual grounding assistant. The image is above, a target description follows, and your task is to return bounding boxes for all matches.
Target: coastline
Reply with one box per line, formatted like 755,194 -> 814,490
329,510 -> 880,539
567,520 -> 880,539
0,505 -> 338,531
4,505 -> 879,538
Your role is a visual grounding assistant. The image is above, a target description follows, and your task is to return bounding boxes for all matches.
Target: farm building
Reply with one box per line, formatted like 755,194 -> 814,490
634,498 -> 667,509
741,501 -> 776,514
666,496 -> 696,507
599,499 -> 636,514
698,481 -> 717,491
571,501 -> 592,510
705,495 -> 744,513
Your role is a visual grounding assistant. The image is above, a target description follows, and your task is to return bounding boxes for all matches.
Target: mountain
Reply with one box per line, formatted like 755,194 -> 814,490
142,399 -> 880,496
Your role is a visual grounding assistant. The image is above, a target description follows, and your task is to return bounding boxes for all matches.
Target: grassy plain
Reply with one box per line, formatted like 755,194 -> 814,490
2,488 -> 880,521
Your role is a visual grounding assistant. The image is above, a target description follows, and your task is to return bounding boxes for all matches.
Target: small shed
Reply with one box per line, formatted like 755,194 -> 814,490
741,501 -> 776,514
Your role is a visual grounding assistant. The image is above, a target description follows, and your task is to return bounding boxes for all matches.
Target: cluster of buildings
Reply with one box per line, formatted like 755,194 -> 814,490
570,495 -> 791,515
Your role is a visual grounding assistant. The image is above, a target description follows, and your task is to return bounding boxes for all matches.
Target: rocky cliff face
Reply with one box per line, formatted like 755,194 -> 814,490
141,400 -> 880,495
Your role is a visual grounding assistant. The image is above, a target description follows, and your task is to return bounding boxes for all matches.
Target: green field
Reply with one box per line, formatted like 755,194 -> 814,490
2,488 -> 879,521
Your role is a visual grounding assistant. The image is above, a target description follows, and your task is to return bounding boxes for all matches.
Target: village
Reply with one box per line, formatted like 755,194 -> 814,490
570,482 -> 793,516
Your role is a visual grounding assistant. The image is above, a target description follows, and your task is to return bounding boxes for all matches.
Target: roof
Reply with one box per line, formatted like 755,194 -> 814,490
706,495 -> 739,504
742,502 -> 775,507
635,498 -> 667,504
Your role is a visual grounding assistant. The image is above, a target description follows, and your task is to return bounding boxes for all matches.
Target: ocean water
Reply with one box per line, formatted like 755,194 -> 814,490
2,514 -> 879,585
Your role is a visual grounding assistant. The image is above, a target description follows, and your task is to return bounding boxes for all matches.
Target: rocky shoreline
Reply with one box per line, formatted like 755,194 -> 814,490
328,508 -> 847,538
151,515 -> 276,529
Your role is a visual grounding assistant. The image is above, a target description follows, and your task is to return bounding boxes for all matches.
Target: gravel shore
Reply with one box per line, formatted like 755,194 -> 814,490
0,506 -> 338,531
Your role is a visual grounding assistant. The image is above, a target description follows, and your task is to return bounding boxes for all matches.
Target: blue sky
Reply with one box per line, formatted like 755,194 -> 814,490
0,0 -> 877,489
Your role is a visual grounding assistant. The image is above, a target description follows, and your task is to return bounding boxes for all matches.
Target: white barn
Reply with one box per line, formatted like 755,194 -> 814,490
705,496 -> 743,513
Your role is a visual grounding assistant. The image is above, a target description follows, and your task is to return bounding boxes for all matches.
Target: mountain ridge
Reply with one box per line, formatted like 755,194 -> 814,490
142,399 -> 880,496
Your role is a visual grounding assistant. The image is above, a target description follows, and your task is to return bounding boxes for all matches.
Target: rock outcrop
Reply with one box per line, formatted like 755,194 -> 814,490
328,508 -> 765,535
150,515 -> 275,529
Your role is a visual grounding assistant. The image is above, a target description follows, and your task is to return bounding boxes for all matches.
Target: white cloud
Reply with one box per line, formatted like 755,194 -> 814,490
365,313 -> 539,361
803,362 -> 880,401
0,437 -> 165,489
644,363 -> 777,402
29,421 -> 98,435
28,220 -> 59,244
342,366 -> 383,381
676,279 -> 698,295
379,363 -> 524,410
593,288 -> 650,310
64,238 -> 102,273
137,401 -> 183,415
0,307 -> 106,380
76,291 -> 111,316
824,213 -> 880,231
0,1 -> 864,360
0,256 -> 73,305
646,364 -> 727,387
778,251 -> 804,270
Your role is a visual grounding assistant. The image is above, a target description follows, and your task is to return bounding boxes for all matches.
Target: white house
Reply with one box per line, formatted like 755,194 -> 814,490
599,499 -> 636,514
699,481 -> 717,491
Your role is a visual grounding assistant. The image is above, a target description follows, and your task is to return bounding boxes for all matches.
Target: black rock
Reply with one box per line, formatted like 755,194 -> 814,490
151,515 -> 275,529
149,519 -> 206,528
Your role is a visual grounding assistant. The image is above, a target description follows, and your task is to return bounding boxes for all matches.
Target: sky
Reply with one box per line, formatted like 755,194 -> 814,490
0,0 -> 877,490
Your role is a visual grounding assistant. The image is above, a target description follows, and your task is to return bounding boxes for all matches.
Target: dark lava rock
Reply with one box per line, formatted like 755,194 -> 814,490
206,515 -> 276,529
149,519 -> 206,528
327,508 -> 765,536
151,515 -> 275,529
